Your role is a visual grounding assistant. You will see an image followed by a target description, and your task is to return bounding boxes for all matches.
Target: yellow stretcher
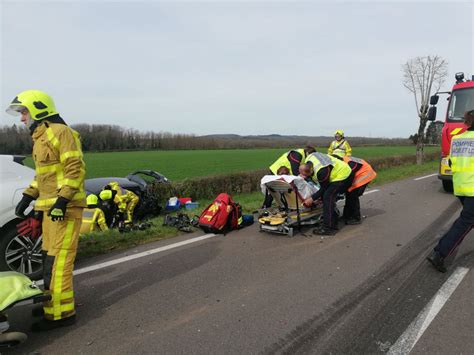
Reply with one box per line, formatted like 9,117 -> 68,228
0,271 -> 49,348
258,177 -> 323,237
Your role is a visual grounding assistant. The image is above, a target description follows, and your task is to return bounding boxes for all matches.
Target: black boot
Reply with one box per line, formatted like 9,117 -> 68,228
31,315 -> 76,332
31,306 -> 45,317
313,225 -> 338,236
345,218 -> 361,225
426,251 -> 447,273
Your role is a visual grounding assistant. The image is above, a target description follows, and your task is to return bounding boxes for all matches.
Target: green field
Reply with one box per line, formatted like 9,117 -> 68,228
25,146 -> 438,181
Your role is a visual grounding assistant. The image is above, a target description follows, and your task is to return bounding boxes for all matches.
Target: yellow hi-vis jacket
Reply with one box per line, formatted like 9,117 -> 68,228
328,139 -> 352,157
450,130 -> 474,196
305,152 -> 351,182
80,207 -> 108,234
24,121 -> 86,211
269,149 -> 305,175
110,184 -> 139,212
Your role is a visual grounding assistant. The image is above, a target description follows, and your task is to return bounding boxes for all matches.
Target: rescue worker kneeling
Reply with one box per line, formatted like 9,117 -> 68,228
102,182 -> 139,226
303,152 -> 352,236
333,155 -> 377,224
80,194 -> 108,234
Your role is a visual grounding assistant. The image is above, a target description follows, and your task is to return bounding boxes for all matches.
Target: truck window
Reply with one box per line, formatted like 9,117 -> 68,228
448,88 -> 474,122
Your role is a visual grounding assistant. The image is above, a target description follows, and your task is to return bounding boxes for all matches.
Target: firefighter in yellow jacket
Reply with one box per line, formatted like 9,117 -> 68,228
80,194 -> 108,234
102,182 -> 139,225
427,109 -> 474,272
328,130 -> 352,157
7,90 -> 85,331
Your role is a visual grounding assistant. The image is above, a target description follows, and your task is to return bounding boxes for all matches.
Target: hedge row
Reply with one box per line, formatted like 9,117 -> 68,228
150,151 -> 440,202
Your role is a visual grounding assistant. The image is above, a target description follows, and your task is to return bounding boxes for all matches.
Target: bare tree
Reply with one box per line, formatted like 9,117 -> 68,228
402,55 -> 448,164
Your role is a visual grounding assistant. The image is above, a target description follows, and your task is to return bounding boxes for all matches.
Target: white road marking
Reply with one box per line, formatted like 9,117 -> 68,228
414,173 -> 438,181
387,267 -> 470,355
364,189 -> 380,195
36,233 -> 216,286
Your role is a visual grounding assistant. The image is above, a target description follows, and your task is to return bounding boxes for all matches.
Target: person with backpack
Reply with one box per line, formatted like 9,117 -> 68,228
328,130 -> 352,157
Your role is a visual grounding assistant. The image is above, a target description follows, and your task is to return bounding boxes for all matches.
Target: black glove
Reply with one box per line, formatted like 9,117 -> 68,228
48,197 -> 70,222
15,194 -> 35,219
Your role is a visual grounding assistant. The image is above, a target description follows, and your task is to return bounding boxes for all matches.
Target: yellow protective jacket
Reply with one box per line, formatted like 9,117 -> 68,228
328,139 -> 352,157
450,130 -> 474,196
111,185 -> 139,212
269,148 -> 306,175
24,120 -> 86,211
305,152 -> 352,183
80,207 -> 108,234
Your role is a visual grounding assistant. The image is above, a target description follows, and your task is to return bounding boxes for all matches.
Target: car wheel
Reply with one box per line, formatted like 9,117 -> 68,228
0,224 -> 43,280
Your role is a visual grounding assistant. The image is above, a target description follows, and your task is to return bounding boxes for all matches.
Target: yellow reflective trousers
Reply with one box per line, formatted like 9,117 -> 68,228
42,207 -> 83,321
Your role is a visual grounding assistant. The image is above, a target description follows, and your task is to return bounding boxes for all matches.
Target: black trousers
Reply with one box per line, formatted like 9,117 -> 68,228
343,184 -> 368,221
435,196 -> 474,258
322,178 -> 352,229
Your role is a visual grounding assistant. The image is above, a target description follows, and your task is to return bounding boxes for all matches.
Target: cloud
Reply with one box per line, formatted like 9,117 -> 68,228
1,1 -> 472,137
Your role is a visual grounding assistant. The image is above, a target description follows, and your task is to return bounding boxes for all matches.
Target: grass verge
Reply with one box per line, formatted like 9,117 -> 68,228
78,159 -> 441,259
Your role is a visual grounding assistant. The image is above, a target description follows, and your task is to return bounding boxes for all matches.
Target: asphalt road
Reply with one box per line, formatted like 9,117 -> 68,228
6,173 -> 474,354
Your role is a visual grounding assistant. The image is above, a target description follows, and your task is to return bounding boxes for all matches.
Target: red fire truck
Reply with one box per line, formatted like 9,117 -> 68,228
428,72 -> 474,192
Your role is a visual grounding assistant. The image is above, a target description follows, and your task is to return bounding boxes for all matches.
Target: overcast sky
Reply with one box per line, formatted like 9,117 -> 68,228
1,0 -> 473,138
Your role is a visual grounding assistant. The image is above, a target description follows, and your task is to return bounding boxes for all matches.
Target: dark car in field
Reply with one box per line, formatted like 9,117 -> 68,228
0,156 -> 169,280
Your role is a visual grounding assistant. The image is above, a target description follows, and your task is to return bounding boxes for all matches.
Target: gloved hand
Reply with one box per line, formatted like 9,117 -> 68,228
48,197 -> 70,222
17,211 -> 43,238
15,194 -> 35,219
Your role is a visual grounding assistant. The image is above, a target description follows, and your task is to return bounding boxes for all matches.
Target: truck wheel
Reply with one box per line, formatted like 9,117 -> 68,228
0,224 -> 43,280
442,180 -> 453,193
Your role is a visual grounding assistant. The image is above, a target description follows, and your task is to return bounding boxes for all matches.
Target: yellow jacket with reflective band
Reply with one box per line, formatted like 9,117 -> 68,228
450,130 -> 474,196
269,149 -> 305,175
24,121 -> 86,211
305,152 -> 351,182
111,185 -> 139,212
80,207 -> 108,234
328,140 -> 352,157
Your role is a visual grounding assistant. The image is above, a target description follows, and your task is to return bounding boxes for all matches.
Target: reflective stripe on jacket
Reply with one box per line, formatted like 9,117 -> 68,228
328,140 -> 352,157
342,156 -> 377,192
80,207 -> 109,234
305,152 -> 351,183
269,148 -> 305,175
24,121 -> 86,210
450,130 -> 474,196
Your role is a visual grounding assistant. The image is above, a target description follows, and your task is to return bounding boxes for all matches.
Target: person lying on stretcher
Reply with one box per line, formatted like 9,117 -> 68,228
260,169 -> 320,202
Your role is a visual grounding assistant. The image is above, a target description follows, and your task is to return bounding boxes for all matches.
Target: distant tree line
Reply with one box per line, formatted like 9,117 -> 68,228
0,123 -> 413,155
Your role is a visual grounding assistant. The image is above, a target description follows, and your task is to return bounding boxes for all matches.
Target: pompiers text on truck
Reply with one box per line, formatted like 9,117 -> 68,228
427,72 -> 474,192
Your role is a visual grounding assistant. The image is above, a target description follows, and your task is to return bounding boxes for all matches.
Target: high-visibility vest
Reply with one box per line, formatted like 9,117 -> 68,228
450,130 -> 474,196
343,156 -> 377,192
269,148 -> 305,175
328,140 -> 352,157
305,152 -> 351,182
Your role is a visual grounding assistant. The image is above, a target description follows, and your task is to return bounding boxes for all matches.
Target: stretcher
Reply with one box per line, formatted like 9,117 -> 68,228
0,271 -> 49,348
258,176 -> 324,237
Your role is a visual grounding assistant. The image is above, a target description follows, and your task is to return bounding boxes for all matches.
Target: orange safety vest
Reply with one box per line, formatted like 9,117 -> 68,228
343,156 -> 377,192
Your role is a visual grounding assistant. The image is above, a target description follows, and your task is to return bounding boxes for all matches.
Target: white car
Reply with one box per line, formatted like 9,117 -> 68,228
0,155 -> 43,279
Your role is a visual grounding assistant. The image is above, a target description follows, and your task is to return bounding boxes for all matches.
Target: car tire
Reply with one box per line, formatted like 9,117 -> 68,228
442,180 -> 453,193
0,224 -> 43,280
